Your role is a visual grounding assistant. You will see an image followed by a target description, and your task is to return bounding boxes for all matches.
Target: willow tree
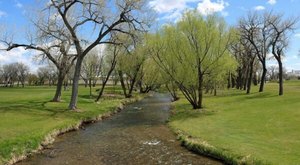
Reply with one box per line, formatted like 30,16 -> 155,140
138,58 -> 163,93
149,11 -> 236,109
95,41 -> 120,102
116,34 -> 147,98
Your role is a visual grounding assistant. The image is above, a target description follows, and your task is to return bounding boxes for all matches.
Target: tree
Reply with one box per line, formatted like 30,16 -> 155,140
268,13 -> 297,95
137,58 -> 163,93
81,49 -> 103,97
149,11 -> 236,109
15,62 -> 30,87
50,0 -> 149,109
239,12 -> 273,93
3,6 -> 77,101
95,42 -> 120,101
2,0 -> 150,109
117,33 -> 147,98
230,36 -> 257,94
2,63 -> 18,87
28,73 -> 39,86
267,65 -> 278,81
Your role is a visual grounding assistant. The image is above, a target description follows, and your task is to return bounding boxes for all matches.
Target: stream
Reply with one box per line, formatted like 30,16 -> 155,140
17,93 -> 222,165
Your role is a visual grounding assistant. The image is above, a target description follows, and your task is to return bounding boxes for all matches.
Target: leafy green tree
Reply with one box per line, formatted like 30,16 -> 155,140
149,10 -> 236,109
117,34 -> 147,98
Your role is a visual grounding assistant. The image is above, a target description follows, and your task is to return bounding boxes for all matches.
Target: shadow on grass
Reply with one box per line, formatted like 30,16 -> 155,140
238,92 -> 278,101
0,100 -> 71,118
171,102 -> 217,122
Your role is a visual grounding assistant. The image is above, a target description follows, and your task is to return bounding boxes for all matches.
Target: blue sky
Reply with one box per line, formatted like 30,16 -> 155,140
0,0 -> 300,72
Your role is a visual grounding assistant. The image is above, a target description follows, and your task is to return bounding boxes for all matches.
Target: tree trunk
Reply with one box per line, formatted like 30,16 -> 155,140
259,62 -> 267,92
118,71 -> 129,98
196,75 -> 203,109
84,79 -> 88,87
227,72 -> 231,89
278,60 -> 283,96
166,83 -> 179,102
52,70 -> 65,102
246,59 -> 254,94
95,65 -> 115,102
68,58 -> 83,110
89,78 -> 92,98
243,65 -> 249,91
96,82 -> 106,102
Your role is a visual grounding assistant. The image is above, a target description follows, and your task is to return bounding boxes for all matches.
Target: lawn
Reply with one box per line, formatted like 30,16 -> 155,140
0,85 -> 137,164
169,81 -> 300,165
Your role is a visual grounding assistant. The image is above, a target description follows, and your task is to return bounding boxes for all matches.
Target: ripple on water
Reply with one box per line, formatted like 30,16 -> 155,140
17,93 -> 222,165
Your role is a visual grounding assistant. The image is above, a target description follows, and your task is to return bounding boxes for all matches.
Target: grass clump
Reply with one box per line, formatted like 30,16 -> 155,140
169,81 -> 300,165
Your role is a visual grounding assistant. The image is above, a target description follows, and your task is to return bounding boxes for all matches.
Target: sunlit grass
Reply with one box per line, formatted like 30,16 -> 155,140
0,85 -> 132,164
170,80 -> 300,165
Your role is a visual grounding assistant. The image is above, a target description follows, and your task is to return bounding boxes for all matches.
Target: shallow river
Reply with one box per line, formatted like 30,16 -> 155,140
17,93 -> 222,165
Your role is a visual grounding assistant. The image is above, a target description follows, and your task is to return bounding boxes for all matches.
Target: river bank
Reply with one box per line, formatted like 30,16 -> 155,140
169,81 -> 300,165
15,93 -> 220,165
0,86 -> 143,165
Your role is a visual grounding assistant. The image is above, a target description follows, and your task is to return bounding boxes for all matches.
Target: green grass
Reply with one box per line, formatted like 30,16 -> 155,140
169,81 -> 300,165
0,85 -> 139,164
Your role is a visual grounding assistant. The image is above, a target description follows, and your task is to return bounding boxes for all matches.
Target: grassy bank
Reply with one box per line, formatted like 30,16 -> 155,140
169,81 -> 300,165
0,85 -> 141,165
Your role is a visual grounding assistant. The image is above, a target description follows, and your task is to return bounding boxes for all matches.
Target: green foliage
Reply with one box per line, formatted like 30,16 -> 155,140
169,81 -> 300,164
147,10 -> 237,108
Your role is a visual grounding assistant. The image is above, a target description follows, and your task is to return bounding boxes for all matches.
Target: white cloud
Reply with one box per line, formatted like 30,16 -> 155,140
0,43 -> 39,73
0,10 -> 6,18
295,33 -> 300,38
221,11 -> 229,17
16,2 -> 23,8
254,5 -> 265,11
149,0 -> 195,13
267,0 -> 277,5
14,0 -> 23,8
149,0 -> 229,21
197,0 -> 229,16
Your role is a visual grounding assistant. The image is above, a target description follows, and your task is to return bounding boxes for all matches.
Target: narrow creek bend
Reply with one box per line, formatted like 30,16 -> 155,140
17,93 -> 222,165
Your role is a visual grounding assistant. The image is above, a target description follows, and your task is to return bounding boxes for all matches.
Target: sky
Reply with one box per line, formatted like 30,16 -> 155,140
0,0 -> 300,72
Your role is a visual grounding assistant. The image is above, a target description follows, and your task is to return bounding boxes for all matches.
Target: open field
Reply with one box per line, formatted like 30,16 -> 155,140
170,81 -> 300,165
0,85 -> 137,164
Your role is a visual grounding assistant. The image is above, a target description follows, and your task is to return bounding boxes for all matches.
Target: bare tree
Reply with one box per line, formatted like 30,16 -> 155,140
2,63 -> 18,87
267,65 -> 278,81
48,0 -> 149,109
2,5 -> 77,101
15,63 -> 30,87
268,13 -> 297,95
37,65 -> 58,86
239,12 -> 273,93
231,36 -> 257,94
81,49 -> 103,97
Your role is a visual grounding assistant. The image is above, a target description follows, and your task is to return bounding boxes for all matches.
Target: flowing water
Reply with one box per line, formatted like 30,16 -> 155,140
17,93 -> 222,165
